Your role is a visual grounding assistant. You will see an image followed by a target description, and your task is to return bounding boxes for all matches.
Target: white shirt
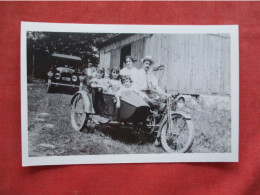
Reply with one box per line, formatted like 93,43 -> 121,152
119,67 -> 139,83
136,69 -> 159,90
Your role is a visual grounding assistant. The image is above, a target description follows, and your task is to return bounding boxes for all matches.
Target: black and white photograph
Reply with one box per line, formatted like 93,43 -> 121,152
21,23 -> 239,166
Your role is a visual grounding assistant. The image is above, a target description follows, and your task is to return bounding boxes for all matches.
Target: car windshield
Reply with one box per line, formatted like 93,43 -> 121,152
52,54 -> 82,69
56,67 -> 75,73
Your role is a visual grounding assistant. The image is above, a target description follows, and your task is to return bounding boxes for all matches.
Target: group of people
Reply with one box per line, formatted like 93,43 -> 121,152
83,55 -> 169,108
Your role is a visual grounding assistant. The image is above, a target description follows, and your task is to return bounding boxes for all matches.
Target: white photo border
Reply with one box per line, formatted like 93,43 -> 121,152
21,22 -> 239,166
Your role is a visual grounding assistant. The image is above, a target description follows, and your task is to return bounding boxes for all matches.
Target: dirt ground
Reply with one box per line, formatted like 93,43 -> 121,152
27,79 -> 231,156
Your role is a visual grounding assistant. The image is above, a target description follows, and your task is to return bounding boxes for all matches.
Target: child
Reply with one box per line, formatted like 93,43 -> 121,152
115,75 -> 152,108
89,66 -> 109,92
108,67 -> 121,93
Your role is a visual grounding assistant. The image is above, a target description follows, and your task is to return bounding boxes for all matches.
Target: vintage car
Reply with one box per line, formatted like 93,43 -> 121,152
47,54 -> 85,93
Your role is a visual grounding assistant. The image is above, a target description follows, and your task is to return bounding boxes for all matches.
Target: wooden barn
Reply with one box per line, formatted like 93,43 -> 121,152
98,33 -> 230,96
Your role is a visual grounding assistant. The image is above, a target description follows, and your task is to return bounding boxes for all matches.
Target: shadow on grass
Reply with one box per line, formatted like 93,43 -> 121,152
86,124 -> 156,146
48,86 -> 78,95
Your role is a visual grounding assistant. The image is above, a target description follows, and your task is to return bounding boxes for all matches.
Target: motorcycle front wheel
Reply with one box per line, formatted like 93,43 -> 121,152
160,114 -> 194,153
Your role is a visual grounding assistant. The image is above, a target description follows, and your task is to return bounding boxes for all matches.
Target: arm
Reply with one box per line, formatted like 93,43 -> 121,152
131,86 -> 154,103
155,86 -> 168,96
150,73 -> 169,97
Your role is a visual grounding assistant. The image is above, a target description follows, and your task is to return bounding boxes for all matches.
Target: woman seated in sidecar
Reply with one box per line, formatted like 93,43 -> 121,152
107,67 -> 121,94
89,66 -> 110,92
87,69 -> 151,123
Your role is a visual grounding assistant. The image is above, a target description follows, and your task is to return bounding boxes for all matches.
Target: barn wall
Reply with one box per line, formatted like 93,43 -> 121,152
143,34 -> 230,95
99,48 -> 111,72
110,48 -> 121,69
172,34 -> 230,95
99,34 -> 151,69
102,34 -> 150,53
99,34 -> 231,95
131,38 -> 145,69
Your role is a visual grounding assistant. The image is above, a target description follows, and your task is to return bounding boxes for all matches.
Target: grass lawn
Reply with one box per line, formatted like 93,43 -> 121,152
27,79 -> 231,156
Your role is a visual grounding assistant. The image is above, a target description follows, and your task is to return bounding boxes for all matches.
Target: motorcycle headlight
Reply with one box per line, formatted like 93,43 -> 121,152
47,71 -> 53,77
55,73 -> 61,80
72,75 -> 78,82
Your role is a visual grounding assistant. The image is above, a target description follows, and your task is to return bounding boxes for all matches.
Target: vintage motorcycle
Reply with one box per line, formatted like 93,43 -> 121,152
70,85 -> 194,153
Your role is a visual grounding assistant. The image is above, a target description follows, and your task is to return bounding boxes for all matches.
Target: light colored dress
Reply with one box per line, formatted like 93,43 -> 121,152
115,83 -> 148,99
109,79 -> 121,93
119,67 -> 139,83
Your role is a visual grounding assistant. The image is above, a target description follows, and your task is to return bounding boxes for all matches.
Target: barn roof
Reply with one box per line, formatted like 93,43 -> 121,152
97,34 -> 134,49
51,53 -> 82,61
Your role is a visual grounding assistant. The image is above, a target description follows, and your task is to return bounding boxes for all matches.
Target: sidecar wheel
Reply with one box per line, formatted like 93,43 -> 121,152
71,94 -> 88,131
160,114 -> 194,153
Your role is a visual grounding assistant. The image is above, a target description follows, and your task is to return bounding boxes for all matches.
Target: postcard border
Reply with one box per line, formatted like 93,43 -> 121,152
21,22 -> 239,166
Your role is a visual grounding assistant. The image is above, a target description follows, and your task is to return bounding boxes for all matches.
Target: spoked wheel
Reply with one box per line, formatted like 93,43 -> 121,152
71,94 -> 89,131
160,114 -> 194,153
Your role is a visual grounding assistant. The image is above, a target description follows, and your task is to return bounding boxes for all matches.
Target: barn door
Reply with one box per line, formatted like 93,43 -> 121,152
120,44 -> 131,69
131,38 -> 145,69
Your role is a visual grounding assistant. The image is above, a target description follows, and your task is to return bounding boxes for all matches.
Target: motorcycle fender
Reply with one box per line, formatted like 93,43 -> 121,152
171,111 -> 192,120
71,90 -> 95,114
156,111 -> 192,139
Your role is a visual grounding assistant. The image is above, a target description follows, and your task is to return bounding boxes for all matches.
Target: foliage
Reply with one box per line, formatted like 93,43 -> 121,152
186,96 -> 231,153
27,31 -> 116,66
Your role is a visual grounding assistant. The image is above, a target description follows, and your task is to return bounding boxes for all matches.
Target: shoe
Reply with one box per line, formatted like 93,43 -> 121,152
97,116 -> 110,124
91,118 -> 100,125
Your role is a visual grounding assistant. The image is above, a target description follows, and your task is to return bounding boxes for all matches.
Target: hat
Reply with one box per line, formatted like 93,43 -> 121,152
141,56 -> 154,65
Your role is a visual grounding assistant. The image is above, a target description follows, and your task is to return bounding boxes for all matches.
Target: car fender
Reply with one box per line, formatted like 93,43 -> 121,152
156,111 -> 192,139
71,90 -> 95,114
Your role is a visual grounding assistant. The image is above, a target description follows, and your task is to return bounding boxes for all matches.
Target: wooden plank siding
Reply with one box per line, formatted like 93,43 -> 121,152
131,39 -> 145,69
99,48 -> 110,71
110,48 -> 121,69
99,34 -> 230,95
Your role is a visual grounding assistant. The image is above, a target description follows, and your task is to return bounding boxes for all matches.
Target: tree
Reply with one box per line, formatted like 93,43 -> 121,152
27,31 -> 115,77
